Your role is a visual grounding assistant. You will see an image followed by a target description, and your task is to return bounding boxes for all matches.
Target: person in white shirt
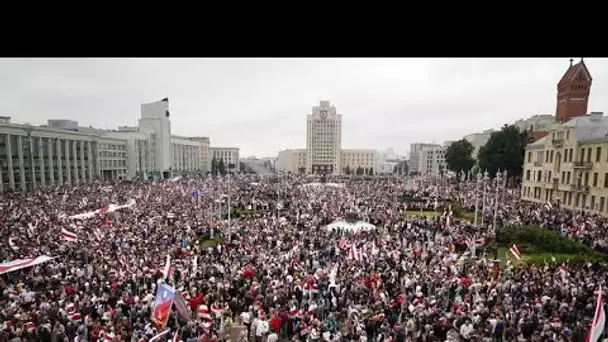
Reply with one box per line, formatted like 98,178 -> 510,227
459,320 -> 474,341
255,317 -> 268,342
240,311 -> 252,338
267,331 -> 279,342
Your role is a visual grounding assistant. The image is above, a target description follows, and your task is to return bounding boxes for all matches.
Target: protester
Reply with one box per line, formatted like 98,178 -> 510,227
0,174 -> 605,342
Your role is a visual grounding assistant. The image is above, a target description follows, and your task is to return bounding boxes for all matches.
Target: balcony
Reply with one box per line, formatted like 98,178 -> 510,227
573,161 -> 593,169
570,184 -> 590,193
551,139 -> 564,147
533,161 -> 543,167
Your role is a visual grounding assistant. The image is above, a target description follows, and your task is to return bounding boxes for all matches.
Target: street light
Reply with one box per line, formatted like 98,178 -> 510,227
492,170 -> 504,236
474,172 -> 482,227
480,170 -> 489,228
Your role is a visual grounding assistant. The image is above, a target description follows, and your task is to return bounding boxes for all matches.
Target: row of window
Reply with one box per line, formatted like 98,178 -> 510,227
526,169 -> 608,189
523,187 -> 607,213
528,146 -> 606,165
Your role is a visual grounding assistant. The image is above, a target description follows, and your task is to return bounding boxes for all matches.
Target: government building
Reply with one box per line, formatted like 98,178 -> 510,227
521,59 -> 608,217
277,101 -> 379,175
0,98 -> 239,192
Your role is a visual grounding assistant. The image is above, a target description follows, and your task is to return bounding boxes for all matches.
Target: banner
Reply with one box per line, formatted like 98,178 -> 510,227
0,256 -> 56,275
151,284 -> 175,328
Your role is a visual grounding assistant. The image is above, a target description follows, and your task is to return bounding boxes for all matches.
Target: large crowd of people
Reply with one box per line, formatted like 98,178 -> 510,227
0,174 -> 606,342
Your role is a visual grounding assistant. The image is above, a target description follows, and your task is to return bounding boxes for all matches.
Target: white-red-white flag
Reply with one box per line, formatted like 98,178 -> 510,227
586,285 -> 606,342
348,244 -> 364,262
61,228 -> 78,242
509,244 -> 521,260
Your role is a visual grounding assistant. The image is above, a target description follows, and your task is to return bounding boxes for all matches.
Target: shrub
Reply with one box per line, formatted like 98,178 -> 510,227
497,225 -> 605,257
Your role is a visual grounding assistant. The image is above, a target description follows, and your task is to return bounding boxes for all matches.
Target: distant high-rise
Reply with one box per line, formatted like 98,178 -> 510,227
306,101 -> 342,175
556,58 -> 592,123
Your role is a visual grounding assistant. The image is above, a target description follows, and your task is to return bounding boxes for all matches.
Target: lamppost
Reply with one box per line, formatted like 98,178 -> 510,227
480,170 -> 489,228
474,172 -> 482,227
492,170 -> 503,236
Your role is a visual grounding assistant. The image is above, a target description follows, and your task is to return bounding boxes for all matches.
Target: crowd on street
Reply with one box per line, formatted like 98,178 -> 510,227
0,174 -> 607,342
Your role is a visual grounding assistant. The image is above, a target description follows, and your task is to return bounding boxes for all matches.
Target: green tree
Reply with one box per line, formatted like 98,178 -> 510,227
368,167 -> 374,175
218,159 -> 227,175
344,166 -> 351,175
356,166 -> 364,175
211,156 -> 218,175
445,139 -> 475,177
477,124 -> 533,180
393,160 -> 409,175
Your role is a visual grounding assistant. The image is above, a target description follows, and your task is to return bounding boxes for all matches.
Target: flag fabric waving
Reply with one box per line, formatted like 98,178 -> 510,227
586,285 -> 606,342
0,256 -> 56,275
509,244 -> 521,260
61,228 -> 78,242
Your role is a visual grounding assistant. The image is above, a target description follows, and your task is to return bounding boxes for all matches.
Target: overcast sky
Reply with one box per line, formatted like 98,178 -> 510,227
1,58 -> 607,158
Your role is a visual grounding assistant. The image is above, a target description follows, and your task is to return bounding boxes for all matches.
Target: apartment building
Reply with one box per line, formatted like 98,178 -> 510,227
521,113 -> 608,216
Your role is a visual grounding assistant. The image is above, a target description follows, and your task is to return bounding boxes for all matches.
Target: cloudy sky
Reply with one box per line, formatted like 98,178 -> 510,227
1,58 -> 607,157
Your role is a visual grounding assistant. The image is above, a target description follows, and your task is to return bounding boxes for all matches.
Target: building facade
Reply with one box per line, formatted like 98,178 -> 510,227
277,101 -> 378,175
341,149 -> 379,175
556,59 -> 592,123
277,149 -> 306,174
210,147 -> 240,173
409,143 -> 440,174
418,142 -> 452,174
521,113 -> 608,216
0,98 -> 238,191
0,120 -> 130,192
306,101 -> 342,175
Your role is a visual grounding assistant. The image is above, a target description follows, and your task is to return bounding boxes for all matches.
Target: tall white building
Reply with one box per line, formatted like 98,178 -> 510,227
138,98 -> 173,178
277,101 -> 378,175
409,143 -> 440,174
418,142 -> 453,174
306,101 -> 342,175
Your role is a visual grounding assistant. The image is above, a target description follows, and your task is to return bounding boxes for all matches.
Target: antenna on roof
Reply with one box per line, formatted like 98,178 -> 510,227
569,58 -> 573,66
581,57 -> 584,63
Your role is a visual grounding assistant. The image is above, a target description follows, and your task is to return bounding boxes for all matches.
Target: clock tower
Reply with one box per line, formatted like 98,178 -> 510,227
556,58 -> 592,123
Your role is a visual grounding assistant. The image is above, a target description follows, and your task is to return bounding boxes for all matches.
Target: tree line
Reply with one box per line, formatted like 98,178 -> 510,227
444,124 -> 534,183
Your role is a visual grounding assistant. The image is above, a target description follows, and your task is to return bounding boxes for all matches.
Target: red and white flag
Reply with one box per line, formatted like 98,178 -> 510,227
586,285 -> 606,342
509,244 -> 521,260
348,244 -> 364,262
61,228 -> 78,242
0,256 -> 56,275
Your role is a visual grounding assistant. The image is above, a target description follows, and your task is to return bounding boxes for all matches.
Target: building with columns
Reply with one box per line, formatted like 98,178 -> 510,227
0,98 -> 236,191
0,120 -> 127,192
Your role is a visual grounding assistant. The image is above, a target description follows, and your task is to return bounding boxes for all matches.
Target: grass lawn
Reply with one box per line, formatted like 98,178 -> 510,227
458,211 -> 476,222
405,210 -> 441,218
497,246 -> 606,267
200,238 -> 220,249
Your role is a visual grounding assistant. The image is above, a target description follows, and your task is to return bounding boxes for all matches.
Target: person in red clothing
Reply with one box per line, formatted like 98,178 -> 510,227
189,292 -> 205,314
269,313 -> 282,332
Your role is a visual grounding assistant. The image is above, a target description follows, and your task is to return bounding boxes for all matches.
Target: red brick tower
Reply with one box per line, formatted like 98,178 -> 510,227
556,58 -> 592,123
